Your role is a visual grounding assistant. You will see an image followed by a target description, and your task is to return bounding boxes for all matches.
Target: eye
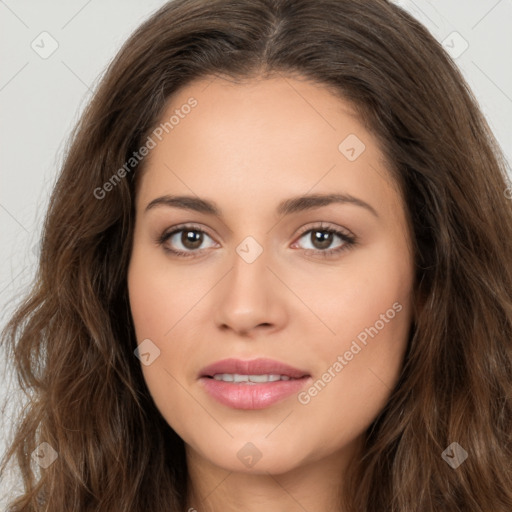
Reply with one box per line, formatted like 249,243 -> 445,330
292,223 -> 357,258
157,224 -> 217,257
156,222 -> 357,259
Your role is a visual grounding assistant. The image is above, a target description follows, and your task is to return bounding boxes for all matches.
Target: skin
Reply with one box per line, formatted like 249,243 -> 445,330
127,74 -> 415,512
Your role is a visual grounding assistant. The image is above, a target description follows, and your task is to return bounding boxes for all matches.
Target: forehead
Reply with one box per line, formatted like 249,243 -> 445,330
136,75 -> 402,223
159,74 -> 366,156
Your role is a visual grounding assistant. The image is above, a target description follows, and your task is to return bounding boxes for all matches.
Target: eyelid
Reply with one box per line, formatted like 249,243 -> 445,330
294,221 -> 354,239
160,222 -> 215,240
160,222 -> 223,244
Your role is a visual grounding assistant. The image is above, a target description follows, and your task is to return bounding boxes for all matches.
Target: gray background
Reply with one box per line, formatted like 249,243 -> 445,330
1,0 -> 511,503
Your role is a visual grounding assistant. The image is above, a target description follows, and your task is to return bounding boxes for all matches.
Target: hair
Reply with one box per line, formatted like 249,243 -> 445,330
1,0 -> 512,510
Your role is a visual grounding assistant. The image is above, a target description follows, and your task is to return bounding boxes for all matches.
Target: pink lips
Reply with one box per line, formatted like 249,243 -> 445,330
198,358 -> 311,410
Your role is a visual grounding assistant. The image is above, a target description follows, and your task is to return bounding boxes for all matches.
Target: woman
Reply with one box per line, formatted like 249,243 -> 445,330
1,0 -> 511,510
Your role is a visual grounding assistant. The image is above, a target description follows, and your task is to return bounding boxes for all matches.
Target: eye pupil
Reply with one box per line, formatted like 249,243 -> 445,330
312,230 -> 333,249
182,230 -> 203,249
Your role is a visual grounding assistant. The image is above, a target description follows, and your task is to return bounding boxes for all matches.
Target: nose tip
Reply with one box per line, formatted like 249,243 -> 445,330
226,321 -> 274,336
214,253 -> 287,338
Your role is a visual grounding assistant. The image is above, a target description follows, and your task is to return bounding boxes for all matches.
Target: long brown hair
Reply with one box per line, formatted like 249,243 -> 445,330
2,0 -> 511,510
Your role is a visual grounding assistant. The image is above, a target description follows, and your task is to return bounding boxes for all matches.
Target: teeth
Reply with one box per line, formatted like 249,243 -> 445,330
247,374 -> 269,383
212,373 -> 294,383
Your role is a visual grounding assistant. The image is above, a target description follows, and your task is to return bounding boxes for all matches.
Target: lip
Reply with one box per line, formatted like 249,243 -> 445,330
199,358 -> 309,379
198,358 -> 311,410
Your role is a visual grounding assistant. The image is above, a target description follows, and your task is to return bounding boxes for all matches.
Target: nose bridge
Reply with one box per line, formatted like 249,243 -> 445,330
214,234 -> 286,334
228,234 -> 270,306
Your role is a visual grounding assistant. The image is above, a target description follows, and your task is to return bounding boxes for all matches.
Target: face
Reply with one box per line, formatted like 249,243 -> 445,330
127,74 -> 415,476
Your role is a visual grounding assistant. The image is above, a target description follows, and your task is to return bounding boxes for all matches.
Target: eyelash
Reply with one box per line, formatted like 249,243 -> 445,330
156,222 -> 358,259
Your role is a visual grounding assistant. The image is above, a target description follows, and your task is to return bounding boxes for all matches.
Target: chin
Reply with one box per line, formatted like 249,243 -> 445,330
191,436 -> 311,475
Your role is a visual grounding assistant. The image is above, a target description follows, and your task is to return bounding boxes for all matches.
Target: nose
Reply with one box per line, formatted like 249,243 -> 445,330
214,247 -> 288,338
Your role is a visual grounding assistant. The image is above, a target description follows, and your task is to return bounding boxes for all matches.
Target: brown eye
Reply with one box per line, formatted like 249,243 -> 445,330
297,228 -> 345,252
158,225 -> 217,257
180,230 -> 204,250
292,225 -> 357,258
310,230 -> 334,250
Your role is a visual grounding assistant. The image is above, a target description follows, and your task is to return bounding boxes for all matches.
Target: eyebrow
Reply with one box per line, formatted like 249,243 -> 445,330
144,192 -> 379,218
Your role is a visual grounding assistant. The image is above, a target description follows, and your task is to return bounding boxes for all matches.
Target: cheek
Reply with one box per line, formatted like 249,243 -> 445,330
294,242 -> 413,438
298,308 -> 410,451
127,242 -> 209,340
127,250 -> 203,439
287,236 -> 413,353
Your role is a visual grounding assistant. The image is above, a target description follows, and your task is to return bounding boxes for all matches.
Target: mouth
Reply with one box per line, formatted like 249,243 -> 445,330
208,373 -> 298,383
199,357 -> 309,379
198,358 -> 311,409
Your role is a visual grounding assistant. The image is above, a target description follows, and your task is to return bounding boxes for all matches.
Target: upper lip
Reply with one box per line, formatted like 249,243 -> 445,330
199,358 -> 310,379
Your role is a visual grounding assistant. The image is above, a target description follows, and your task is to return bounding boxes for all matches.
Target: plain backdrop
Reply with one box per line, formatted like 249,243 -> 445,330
1,0 -> 511,504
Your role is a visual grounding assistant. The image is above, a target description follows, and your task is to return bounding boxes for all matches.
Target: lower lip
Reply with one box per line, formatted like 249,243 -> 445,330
199,376 -> 311,409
